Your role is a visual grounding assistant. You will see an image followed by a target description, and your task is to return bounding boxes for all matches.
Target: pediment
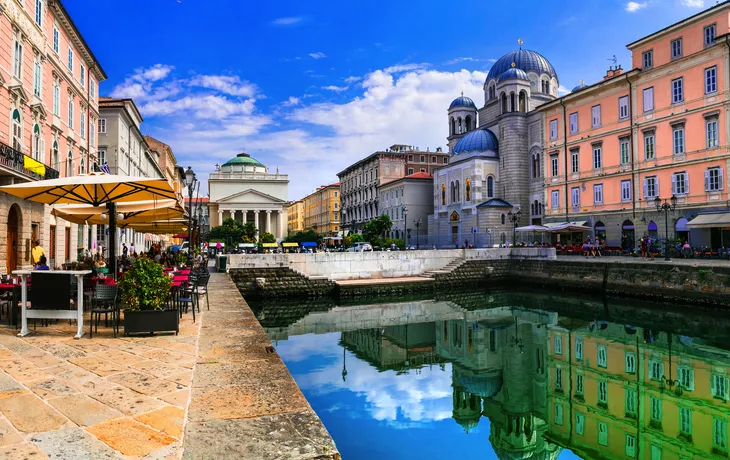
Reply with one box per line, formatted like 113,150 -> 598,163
218,188 -> 285,204
8,79 -> 28,104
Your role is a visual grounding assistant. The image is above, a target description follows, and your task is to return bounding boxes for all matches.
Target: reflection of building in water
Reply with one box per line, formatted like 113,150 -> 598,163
548,321 -> 730,459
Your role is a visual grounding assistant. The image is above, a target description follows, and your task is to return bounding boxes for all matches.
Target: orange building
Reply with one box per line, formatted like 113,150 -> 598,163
540,2 -> 730,249
301,183 -> 341,236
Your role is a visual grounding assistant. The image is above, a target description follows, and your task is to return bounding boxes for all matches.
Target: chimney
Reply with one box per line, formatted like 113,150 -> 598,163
604,64 -> 623,81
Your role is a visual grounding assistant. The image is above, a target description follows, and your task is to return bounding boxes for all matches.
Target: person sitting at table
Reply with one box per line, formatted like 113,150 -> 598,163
31,240 -> 45,269
95,255 -> 106,268
36,255 -> 50,271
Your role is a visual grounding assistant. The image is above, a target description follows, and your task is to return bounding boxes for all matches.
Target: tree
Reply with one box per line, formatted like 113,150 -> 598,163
363,214 -> 392,242
259,232 -> 276,244
241,222 -> 258,243
208,218 -> 246,246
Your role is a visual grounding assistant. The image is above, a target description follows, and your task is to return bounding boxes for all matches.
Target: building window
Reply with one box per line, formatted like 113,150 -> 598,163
651,446 -> 662,460
35,0 -> 42,26
620,137 -> 630,164
419,155 -> 425,163
443,157 -> 448,164
625,388 -> 637,416
90,76 -> 96,99
551,190 -> 559,208
53,81 -> 60,116
593,145 -> 602,169
644,132 -> 655,160
714,418 -> 728,451
32,124 -> 41,161
487,176 -> 494,198
671,38 -> 682,59
707,118 -> 719,148
706,167 -> 724,192
621,180 -> 632,202
618,96 -> 629,120
672,77 -> 684,104
53,26 -> 59,53
706,66 -> 717,94
575,413 -> 585,435
678,366 -> 694,391
591,105 -> 601,127
594,184 -> 603,204
554,336 -> 563,355
597,345 -> 607,368
68,98 -> 74,129
408,168 -> 414,175
98,118 -> 107,133
575,338 -> 583,360
576,374 -> 584,396
80,65 -> 86,88
626,434 -> 636,458
80,112 -> 85,139
79,157 -> 85,175
673,172 -> 688,195
642,50 -> 653,69
624,352 -> 636,373
705,24 -> 716,47
569,112 -> 578,134
11,109 -> 22,152
570,149 -> 579,173
650,396 -> 662,425
643,87 -> 654,112
649,359 -> 664,381
98,148 -> 106,165
550,154 -> 559,177
571,187 -> 580,207
598,381 -> 608,404
90,117 -> 95,147
408,154 -> 413,161
33,59 -> 41,97
555,368 -> 563,390
554,403 -> 564,425
679,407 -> 692,436
598,422 -> 608,446
673,126 -> 685,154
549,119 -> 558,140
13,40 -> 23,79
68,48 -> 73,72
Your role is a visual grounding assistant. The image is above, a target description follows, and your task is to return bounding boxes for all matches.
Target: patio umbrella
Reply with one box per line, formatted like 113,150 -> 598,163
515,225 -> 549,244
125,219 -> 189,235
51,199 -> 185,226
0,172 -> 177,277
547,223 -> 592,232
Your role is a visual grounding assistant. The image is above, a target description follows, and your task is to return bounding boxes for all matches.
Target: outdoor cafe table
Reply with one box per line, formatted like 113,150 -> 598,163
0,283 -> 22,326
12,270 -> 92,339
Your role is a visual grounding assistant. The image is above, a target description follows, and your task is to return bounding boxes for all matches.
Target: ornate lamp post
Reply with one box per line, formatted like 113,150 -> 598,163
402,206 -> 409,245
660,333 -> 682,395
185,166 -> 197,255
654,195 -> 677,261
508,208 -> 522,247
413,218 -> 422,249
508,310 -> 524,353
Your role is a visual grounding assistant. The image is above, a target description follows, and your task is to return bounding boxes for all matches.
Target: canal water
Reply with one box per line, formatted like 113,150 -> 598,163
250,290 -> 730,460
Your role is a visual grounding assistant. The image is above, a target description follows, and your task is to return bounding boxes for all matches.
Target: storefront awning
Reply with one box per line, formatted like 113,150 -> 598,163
686,212 -> 730,229
543,221 -> 587,228
282,242 -> 299,248
261,243 -> 278,248
23,155 -> 46,176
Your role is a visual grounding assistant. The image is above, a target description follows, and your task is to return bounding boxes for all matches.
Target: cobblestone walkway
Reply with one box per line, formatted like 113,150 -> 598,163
0,308 -> 200,458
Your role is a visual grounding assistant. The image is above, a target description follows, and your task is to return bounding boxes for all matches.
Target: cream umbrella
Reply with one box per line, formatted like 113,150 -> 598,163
51,199 -> 185,226
0,172 -> 177,277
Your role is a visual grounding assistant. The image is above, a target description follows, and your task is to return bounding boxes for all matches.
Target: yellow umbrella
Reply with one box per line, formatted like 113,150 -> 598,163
52,199 -> 185,226
125,219 -> 189,235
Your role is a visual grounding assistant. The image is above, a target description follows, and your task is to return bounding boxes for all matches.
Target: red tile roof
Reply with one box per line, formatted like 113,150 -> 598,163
405,172 -> 433,180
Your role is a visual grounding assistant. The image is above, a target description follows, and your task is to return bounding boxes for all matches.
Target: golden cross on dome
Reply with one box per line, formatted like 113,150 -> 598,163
580,79 -> 584,85
511,62 -> 516,68
518,38 -> 524,49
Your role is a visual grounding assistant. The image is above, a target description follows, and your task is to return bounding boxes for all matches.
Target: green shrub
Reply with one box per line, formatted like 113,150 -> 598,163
118,257 -> 172,311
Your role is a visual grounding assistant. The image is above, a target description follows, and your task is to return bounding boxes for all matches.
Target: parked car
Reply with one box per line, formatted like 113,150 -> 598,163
347,242 -> 373,252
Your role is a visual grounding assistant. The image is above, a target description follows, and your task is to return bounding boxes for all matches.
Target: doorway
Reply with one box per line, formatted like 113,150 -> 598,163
6,205 -> 19,274
451,226 -> 459,246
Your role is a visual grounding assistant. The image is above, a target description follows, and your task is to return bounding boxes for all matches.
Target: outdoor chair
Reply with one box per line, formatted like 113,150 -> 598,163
178,278 -> 197,323
194,273 -> 211,311
90,284 -> 119,338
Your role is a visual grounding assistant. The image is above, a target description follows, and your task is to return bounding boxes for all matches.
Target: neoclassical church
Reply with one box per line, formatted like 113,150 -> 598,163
429,43 -> 558,247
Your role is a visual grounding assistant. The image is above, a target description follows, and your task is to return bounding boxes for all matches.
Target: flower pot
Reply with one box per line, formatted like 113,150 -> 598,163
124,309 -> 179,336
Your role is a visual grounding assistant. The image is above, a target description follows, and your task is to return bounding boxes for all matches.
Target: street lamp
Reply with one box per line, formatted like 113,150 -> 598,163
185,166 -> 197,256
402,206 -> 408,245
508,208 -> 522,247
509,311 -> 524,353
654,195 -> 677,261
413,218 -> 422,249
660,333 -> 682,396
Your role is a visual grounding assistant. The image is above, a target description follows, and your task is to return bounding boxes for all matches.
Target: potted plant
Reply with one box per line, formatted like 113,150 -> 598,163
118,256 -> 177,335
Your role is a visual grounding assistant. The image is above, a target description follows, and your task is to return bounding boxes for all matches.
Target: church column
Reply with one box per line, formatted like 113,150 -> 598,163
279,210 -> 286,239
254,210 -> 260,235
218,209 -> 223,226
265,210 -> 271,235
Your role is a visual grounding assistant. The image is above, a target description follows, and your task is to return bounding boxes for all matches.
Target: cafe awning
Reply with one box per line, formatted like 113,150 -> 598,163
301,242 -> 317,247
282,242 -> 299,248
686,212 -> 730,229
261,243 -> 278,248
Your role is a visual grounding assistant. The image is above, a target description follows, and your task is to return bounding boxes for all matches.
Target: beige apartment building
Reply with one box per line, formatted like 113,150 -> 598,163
302,183 -> 340,236
287,200 -> 304,234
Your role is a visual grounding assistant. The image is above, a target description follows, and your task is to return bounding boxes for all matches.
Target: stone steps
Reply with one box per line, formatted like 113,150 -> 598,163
422,259 -> 466,278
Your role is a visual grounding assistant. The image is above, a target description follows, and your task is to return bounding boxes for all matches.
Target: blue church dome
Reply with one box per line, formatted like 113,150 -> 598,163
498,67 -> 529,83
571,81 -> 588,92
486,49 -> 557,83
453,129 -> 499,154
449,95 -> 476,110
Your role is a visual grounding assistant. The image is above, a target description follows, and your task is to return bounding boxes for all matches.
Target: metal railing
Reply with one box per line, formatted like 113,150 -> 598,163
0,142 -> 60,181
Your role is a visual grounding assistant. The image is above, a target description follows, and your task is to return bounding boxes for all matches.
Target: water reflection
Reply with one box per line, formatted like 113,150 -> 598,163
251,290 -> 730,460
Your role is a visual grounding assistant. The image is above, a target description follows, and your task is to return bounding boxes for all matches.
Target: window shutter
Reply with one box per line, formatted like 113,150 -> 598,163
655,177 -> 660,197
40,138 -> 45,163
643,179 -> 648,198
685,173 -> 690,195
720,168 -> 725,190
671,174 -> 676,195
705,170 -> 710,191
712,375 -> 717,396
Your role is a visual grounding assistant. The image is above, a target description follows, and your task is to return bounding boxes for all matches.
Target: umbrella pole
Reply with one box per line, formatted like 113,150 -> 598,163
108,203 -> 117,280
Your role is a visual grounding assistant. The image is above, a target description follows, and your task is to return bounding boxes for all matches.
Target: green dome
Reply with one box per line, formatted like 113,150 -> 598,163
222,153 -> 265,168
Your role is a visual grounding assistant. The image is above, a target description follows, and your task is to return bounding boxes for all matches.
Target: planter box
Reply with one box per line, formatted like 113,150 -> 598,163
124,309 -> 179,336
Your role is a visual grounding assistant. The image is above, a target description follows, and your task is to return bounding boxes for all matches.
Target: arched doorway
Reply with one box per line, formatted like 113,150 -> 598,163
621,220 -> 635,250
6,205 -> 20,274
594,221 -> 606,243
675,218 -> 689,244
647,221 -> 658,240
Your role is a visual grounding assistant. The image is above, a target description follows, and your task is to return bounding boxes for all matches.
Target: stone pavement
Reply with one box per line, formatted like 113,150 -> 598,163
0,307 -> 199,459
557,254 -> 730,267
182,273 -> 339,459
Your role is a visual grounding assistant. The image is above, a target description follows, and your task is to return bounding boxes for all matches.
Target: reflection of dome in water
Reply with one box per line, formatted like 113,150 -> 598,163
453,415 -> 480,433
493,442 -> 562,460
456,370 -> 503,398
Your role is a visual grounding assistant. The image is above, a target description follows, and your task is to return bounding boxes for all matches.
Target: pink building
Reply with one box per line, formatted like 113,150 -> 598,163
0,0 -> 106,272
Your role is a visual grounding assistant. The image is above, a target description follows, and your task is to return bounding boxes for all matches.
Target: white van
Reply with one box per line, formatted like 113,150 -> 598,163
347,242 -> 373,252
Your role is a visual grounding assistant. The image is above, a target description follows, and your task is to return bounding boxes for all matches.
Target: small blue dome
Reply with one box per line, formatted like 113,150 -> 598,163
449,96 -> 476,110
453,129 -> 499,155
498,68 -> 529,83
486,49 -> 557,83
572,82 -> 588,92
456,373 -> 503,398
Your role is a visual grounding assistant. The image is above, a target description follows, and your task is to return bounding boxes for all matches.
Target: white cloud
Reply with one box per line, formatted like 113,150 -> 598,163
344,76 -> 362,84
382,63 -> 429,74
281,96 -> 301,107
271,17 -> 303,25
188,75 -> 257,97
444,57 -> 480,65
141,95 -> 255,119
309,52 -> 327,59
322,85 -> 349,92
558,84 -> 572,96
109,64 -> 175,99
625,1 -> 647,12
680,0 -> 703,7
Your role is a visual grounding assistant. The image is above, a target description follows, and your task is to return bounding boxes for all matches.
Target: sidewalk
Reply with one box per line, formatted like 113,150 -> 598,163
557,254 -> 730,268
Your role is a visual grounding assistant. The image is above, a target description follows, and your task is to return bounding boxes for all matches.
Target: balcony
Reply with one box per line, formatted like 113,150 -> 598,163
0,142 -> 60,181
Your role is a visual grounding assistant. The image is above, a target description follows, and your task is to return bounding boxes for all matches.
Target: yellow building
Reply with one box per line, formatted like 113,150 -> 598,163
301,183 -> 341,236
287,200 -> 305,234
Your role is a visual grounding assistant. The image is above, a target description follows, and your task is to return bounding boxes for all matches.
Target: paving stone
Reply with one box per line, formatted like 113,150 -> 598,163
0,392 -> 68,433
0,442 -> 49,459
94,349 -> 148,366
30,427 -> 124,459
87,385 -> 165,416
0,371 -> 25,393
0,348 -> 17,360
107,371 -> 183,396
29,378 -> 78,399
48,394 -> 121,427
166,370 -> 193,386
87,418 -> 177,457
69,356 -> 124,377
141,349 -> 195,366
0,418 -> 23,447
131,360 -> 188,379
64,340 -> 111,354
0,359 -> 49,383
192,359 -> 291,388
17,350 -> 64,369
46,363 -> 115,394
159,388 -> 189,408
36,343 -> 88,359
135,406 -> 185,439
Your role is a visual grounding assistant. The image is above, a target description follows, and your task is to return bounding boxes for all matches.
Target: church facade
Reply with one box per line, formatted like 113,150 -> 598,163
429,44 -> 556,247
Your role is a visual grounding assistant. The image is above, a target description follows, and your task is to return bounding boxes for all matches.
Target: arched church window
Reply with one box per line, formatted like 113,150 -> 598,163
465,116 -> 472,133
519,91 -> 526,112
457,117 -> 462,134
441,184 -> 446,205
450,181 -> 455,203
455,180 -> 460,202
465,178 -> 471,201
510,92 -> 516,113
501,214 -> 506,225
501,93 -> 507,114
450,117 -> 455,136
533,200 -> 539,216
487,176 -> 494,198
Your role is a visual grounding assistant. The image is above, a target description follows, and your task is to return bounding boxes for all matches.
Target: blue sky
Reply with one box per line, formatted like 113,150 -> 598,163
65,0 -> 711,199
